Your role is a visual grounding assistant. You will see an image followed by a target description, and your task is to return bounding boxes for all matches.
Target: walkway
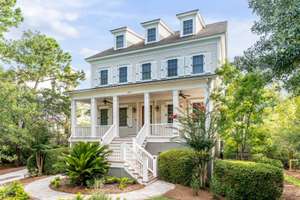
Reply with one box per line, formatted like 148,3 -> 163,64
25,175 -> 175,200
0,168 -> 28,185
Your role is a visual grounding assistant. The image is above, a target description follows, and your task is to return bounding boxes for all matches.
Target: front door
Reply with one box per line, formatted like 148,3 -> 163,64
142,105 -> 153,125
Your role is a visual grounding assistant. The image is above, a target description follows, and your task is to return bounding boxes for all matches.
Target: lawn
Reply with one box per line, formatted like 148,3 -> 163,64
285,174 -> 300,187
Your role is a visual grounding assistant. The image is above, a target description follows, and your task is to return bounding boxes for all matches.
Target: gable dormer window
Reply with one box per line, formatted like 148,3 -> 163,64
116,35 -> 124,49
147,28 -> 156,42
183,19 -> 193,35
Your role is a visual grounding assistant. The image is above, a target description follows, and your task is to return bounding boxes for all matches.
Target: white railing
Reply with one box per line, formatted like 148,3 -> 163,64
130,124 -> 158,183
150,123 -> 177,137
101,124 -> 116,145
135,124 -> 148,145
96,125 -> 112,138
74,126 -> 91,138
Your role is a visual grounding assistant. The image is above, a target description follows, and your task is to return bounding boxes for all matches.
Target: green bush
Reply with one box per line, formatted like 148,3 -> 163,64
27,147 -> 68,175
103,176 -> 135,189
252,155 -> 284,169
158,148 -> 195,186
50,177 -> 61,188
211,160 -> 283,200
64,142 -> 111,186
0,181 -> 29,200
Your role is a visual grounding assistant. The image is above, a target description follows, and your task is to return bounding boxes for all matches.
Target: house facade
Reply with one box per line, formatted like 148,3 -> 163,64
69,9 -> 227,184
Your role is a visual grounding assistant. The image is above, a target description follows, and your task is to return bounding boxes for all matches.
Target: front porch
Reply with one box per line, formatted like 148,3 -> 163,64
69,88 -> 208,142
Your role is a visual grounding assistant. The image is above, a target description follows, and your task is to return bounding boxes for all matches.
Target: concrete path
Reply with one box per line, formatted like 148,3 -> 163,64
0,168 -> 28,185
25,175 -> 175,200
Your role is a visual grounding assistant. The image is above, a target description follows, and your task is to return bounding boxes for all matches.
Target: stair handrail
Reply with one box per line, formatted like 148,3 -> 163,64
135,124 -> 147,145
100,124 -> 115,145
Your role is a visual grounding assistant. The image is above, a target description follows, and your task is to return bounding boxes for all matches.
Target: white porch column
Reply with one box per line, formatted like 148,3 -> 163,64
144,92 -> 150,136
91,97 -> 97,137
172,90 -> 180,134
113,96 -> 119,137
71,99 -> 77,137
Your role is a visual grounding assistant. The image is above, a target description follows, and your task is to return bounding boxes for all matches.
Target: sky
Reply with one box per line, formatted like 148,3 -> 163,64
7,0 -> 259,89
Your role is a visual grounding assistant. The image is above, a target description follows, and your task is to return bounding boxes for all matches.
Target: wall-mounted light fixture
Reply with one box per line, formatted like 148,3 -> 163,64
155,105 -> 160,112
132,107 -> 137,113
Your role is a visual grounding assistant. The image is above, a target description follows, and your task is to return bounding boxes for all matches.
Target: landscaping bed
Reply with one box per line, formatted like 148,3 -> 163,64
164,184 -> 215,200
49,177 -> 144,194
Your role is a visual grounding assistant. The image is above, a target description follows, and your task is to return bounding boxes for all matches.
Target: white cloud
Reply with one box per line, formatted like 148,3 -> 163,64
79,48 -> 98,58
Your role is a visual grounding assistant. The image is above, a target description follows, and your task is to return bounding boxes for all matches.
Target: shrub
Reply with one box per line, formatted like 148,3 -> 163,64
0,181 -> 29,200
104,176 -> 135,189
27,147 -> 68,175
50,177 -> 61,188
64,142 -> 111,186
88,192 -> 112,200
158,148 -> 195,186
252,155 -> 283,169
211,160 -> 283,200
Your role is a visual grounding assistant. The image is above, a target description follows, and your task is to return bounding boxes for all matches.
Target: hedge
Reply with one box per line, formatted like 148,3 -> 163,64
252,155 -> 284,169
158,148 -> 195,186
211,160 -> 283,200
27,147 -> 69,175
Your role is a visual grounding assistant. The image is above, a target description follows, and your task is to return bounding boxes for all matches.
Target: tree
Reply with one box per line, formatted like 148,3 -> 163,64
236,0 -> 300,95
213,63 -> 275,160
0,0 -> 23,39
3,31 -> 85,144
177,101 -> 220,193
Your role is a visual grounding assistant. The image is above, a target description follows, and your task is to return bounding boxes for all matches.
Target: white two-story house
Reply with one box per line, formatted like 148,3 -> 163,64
69,9 -> 227,184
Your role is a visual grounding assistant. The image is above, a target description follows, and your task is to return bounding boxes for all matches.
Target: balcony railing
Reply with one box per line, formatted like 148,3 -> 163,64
150,123 -> 177,137
73,125 -> 112,138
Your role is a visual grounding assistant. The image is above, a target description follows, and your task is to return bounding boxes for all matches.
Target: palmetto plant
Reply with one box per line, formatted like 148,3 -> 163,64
64,142 -> 111,186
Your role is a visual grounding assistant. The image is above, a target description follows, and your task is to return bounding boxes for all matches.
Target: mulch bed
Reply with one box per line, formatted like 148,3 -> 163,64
50,177 -> 144,194
163,184 -> 216,200
19,175 -> 48,186
0,166 -> 25,175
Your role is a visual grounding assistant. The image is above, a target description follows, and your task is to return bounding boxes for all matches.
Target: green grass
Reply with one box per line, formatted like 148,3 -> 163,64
285,175 -> 300,187
146,196 -> 173,200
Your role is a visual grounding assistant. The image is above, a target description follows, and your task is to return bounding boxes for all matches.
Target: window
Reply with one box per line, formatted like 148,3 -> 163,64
183,19 -> 193,35
142,63 -> 151,80
119,108 -> 127,126
119,67 -> 127,83
167,104 -> 173,123
147,28 -> 156,42
167,59 -> 178,77
192,55 -> 204,74
116,35 -> 124,49
100,70 -> 108,85
100,109 -> 108,125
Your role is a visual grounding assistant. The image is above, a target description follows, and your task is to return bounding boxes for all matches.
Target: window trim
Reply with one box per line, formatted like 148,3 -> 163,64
147,27 -> 157,43
99,69 -> 109,86
192,54 -> 204,74
115,34 -> 125,49
167,58 -> 178,78
141,62 -> 152,81
118,66 -> 128,83
182,18 -> 194,36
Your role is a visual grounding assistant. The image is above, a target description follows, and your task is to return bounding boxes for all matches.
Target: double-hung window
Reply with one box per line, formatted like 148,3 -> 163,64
192,55 -> 204,74
116,35 -> 124,49
100,109 -> 108,125
119,67 -> 127,83
183,19 -> 193,35
147,28 -> 156,42
119,108 -> 127,126
100,69 -> 108,85
142,63 -> 151,80
167,59 -> 178,77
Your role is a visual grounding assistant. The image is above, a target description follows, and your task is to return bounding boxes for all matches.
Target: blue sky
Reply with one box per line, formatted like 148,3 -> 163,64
7,0 -> 258,89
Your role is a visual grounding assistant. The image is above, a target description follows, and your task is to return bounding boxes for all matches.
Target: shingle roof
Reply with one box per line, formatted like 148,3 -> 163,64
86,21 -> 227,61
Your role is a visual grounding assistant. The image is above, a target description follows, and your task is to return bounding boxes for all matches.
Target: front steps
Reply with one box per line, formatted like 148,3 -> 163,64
107,136 -> 156,185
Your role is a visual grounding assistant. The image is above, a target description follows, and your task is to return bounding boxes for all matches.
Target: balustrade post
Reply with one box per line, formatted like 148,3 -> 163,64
91,97 -> 97,137
142,156 -> 149,183
71,99 -> 77,137
153,155 -> 158,177
121,143 -> 126,161
113,96 -> 119,137
172,90 -> 180,135
144,92 -> 150,136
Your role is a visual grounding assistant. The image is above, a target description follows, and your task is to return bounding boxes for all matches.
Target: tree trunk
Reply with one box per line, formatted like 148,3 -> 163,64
36,152 -> 44,176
